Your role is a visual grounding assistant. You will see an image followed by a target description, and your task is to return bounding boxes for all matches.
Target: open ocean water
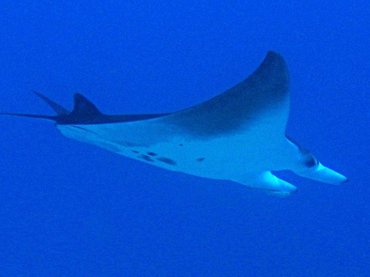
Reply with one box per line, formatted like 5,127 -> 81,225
0,1 -> 369,276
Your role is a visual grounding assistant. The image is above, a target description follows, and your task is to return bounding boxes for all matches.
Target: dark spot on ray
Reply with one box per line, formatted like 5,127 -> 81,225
131,150 -> 139,154
140,154 -> 154,162
305,156 -> 318,168
147,152 -> 157,156
157,157 -> 177,165
196,157 -> 205,162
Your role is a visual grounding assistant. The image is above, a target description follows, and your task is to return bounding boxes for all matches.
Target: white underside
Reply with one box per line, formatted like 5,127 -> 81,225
56,109 -> 346,195
57,114 -> 299,188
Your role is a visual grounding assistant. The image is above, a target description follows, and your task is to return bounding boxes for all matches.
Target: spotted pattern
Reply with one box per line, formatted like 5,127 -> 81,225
157,157 -> 177,165
140,154 -> 154,162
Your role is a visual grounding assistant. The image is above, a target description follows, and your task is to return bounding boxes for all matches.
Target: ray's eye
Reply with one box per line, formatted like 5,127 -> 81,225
305,155 -> 318,168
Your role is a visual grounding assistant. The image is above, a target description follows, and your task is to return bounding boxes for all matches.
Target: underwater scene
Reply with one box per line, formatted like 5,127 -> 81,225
0,1 -> 369,276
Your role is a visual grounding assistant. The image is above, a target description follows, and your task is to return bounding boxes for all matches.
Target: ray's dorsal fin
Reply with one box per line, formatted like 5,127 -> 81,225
0,92 -> 104,123
1,92 -> 168,124
70,93 -> 103,117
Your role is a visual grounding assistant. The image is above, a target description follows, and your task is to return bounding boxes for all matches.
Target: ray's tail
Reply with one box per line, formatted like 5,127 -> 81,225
1,92 -> 103,123
0,92 -> 68,121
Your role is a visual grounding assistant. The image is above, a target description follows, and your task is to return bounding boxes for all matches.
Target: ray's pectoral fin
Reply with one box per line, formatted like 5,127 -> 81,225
235,171 -> 297,197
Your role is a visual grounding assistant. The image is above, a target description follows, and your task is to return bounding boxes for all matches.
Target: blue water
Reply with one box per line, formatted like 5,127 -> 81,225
1,1 -> 369,276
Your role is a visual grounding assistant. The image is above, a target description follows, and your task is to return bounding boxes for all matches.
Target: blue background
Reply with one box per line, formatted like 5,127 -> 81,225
1,1 -> 369,276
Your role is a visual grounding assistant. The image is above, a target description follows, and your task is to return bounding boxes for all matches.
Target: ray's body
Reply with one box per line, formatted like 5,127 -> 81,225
3,52 -> 347,196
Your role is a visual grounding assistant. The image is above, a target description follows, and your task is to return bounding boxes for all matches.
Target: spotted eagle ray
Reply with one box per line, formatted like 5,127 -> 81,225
2,51 -> 347,196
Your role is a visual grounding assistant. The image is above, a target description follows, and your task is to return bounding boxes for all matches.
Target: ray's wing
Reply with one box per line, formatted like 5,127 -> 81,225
1,51 -> 290,144
158,51 -> 290,137
79,51 -> 291,147
2,51 -> 289,129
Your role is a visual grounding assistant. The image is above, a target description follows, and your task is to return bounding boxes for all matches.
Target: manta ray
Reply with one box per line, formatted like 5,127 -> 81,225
2,51 -> 347,196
